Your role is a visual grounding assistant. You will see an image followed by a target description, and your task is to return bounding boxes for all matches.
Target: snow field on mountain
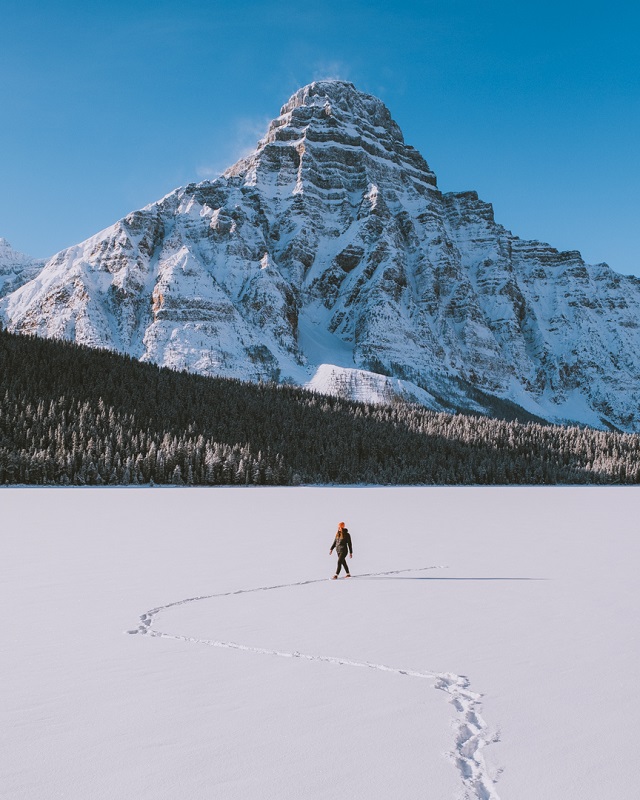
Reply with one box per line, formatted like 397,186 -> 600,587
2,487 -> 638,799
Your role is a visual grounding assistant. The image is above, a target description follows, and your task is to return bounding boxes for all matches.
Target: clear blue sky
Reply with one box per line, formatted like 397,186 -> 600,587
1,0 -> 638,275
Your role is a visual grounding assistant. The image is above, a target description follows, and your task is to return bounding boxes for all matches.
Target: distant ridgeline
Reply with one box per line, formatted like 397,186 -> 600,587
0,329 -> 638,486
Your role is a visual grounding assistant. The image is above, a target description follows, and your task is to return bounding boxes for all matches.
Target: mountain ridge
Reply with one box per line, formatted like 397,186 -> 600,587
1,80 -> 639,430
0,238 -> 45,298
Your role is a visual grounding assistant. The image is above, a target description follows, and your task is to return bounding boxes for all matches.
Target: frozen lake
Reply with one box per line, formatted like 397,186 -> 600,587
2,487 -> 638,799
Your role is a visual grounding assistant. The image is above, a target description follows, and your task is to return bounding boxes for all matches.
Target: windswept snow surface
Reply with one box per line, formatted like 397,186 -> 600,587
2,487 -> 638,799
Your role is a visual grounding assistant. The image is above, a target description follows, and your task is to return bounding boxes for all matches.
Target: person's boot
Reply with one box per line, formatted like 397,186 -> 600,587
331,575 -> 338,580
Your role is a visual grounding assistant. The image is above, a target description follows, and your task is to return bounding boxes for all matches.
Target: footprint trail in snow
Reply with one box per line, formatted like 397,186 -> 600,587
128,565 -> 501,800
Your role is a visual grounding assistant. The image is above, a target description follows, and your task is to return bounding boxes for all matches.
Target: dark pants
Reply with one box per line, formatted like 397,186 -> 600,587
336,552 -> 350,575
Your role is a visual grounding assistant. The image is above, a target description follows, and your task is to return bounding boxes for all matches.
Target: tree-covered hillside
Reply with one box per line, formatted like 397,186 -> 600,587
0,329 -> 638,485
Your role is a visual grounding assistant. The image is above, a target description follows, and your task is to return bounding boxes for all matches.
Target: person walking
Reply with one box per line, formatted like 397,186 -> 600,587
330,521 -> 353,579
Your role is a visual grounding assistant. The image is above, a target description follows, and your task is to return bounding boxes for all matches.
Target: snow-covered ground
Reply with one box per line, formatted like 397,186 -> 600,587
2,487 -> 638,799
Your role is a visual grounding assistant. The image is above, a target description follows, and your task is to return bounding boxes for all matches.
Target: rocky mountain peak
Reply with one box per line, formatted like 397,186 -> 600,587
0,238 -> 42,264
2,83 -> 639,432
0,238 -> 23,259
224,79 -> 436,190
279,80 -> 403,139
0,239 -> 45,298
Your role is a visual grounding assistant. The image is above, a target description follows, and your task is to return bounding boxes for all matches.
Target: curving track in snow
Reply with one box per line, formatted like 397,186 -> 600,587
128,566 -> 501,800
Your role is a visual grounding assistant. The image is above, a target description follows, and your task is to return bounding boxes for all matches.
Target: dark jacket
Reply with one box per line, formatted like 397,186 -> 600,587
330,529 -> 353,556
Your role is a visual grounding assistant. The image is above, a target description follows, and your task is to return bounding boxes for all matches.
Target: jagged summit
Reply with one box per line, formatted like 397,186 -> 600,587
279,80 -> 404,139
0,238 -> 44,268
0,238 -> 27,261
1,83 -> 639,431
224,79 -> 436,191
0,238 -> 45,298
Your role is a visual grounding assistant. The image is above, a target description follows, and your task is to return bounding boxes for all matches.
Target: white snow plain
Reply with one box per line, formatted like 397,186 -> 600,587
2,487 -> 638,799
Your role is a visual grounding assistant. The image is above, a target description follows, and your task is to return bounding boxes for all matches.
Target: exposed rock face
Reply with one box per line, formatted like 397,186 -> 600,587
0,239 -> 45,298
1,81 -> 639,430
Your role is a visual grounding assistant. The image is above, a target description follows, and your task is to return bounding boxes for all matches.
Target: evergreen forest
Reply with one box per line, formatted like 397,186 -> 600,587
1,329 -> 639,486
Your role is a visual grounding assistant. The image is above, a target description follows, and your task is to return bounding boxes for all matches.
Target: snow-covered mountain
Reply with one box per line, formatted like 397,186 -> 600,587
0,239 -> 45,298
2,81 -> 639,430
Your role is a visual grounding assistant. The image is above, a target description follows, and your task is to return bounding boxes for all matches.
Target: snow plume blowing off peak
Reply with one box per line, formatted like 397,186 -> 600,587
2,82 -> 640,431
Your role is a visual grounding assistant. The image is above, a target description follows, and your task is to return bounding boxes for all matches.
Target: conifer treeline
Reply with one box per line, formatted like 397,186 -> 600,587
1,329 -> 638,485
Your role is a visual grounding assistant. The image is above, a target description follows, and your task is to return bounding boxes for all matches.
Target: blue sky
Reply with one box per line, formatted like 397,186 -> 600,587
1,0 -> 638,275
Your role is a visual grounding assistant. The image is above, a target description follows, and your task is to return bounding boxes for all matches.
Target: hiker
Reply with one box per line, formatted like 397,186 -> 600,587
330,521 -> 353,579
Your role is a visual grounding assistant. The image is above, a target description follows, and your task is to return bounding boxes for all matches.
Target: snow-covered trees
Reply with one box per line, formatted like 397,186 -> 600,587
1,329 -> 639,486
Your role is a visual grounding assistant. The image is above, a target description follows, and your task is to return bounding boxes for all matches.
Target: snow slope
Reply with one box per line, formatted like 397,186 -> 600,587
2,487 -> 638,799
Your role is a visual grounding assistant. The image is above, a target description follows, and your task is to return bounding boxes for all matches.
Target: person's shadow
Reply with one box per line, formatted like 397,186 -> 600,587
359,576 -> 544,581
